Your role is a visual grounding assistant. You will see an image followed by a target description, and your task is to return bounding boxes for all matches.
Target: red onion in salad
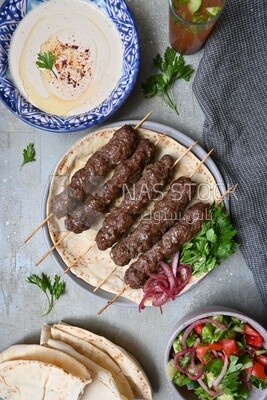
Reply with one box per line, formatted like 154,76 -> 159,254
212,352 -> 228,387
197,378 -> 218,397
174,348 -> 203,381
138,255 -> 192,311
181,318 -> 226,349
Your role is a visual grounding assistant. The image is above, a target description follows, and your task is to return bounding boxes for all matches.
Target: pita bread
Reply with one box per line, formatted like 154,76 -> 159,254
0,344 -> 91,382
54,323 -> 153,400
40,325 -> 134,400
44,337 -> 128,400
47,127 -> 220,303
0,360 -> 89,400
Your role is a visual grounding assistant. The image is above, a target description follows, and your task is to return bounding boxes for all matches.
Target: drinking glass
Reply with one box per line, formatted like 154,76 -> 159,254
169,0 -> 227,55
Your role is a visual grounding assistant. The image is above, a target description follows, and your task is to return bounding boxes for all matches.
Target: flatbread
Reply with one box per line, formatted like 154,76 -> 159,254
40,325 -> 134,400
54,323 -> 153,400
0,344 -> 91,382
47,127 -> 220,303
0,360 -> 89,400
44,338 -> 127,400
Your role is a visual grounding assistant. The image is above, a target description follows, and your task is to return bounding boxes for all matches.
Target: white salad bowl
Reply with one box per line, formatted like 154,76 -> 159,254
165,305 -> 267,400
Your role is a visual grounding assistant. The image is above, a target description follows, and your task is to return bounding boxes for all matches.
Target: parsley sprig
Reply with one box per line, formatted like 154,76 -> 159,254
36,51 -> 57,78
27,273 -> 65,316
141,47 -> 194,115
21,143 -> 36,168
180,203 -> 237,275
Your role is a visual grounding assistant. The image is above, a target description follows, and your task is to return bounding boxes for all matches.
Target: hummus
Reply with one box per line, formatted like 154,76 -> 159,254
9,0 -> 123,116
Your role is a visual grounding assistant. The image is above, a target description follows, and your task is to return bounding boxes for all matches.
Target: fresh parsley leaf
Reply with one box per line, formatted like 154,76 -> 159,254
194,386 -> 212,400
36,51 -> 57,78
186,331 -> 198,347
27,273 -> 65,316
141,47 -> 194,115
250,375 -> 267,390
202,324 -> 224,343
21,143 -> 36,168
180,203 -> 237,275
173,370 -> 191,387
204,358 -> 224,376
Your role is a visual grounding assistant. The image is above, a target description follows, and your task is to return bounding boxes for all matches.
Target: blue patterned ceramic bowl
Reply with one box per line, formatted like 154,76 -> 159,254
0,0 -> 140,132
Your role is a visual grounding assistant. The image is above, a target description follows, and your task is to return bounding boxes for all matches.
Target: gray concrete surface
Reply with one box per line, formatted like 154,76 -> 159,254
0,0 -> 266,399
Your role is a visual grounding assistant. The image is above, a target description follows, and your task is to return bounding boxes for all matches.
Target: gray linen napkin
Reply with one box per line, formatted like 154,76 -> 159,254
193,0 -> 267,308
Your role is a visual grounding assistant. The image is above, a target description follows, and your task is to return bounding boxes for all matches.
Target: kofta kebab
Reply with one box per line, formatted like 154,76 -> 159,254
24,114 -> 233,310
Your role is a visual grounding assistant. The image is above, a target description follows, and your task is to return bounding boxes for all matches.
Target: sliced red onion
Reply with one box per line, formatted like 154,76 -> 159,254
182,318 -> 226,349
153,291 -> 169,307
160,261 -> 177,291
190,349 -> 204,381
197,378 -> 218,397
212,350 -> 219,358
138,259 -> 192,311
212,352 -> 228,387
171,251 -> 179,276
174,348 -> 203,381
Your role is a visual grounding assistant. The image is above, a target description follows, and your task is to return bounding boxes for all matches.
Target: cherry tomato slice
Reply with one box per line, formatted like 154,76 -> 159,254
256,355 -> 267,367
220,339 -> 238,357
209,343 -> 223,351
251,361 -> 267,380
196,345 -> 210,363
245,334 -> 263,348
244,323 -> 261,337
194,323 -> 203,335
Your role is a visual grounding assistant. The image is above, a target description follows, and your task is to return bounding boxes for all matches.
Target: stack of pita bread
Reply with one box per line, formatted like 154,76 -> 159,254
0,323 -> 152,400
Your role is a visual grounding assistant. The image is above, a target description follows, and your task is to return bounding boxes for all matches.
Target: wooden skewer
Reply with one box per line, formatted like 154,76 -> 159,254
64,243 -> 96,273
154,134 -> 165,146
98,285 -> 130,315
93,265 -> 118,292
23,112 -> 154,244
23,213 -> 53,244
216,184 -> 237,206
97,183 -> 237,314
93,141 -> 199,292
134,111 -> 153,130
189,148 -> 214,178
172,141 -> 198,169
35,231 -> 71,267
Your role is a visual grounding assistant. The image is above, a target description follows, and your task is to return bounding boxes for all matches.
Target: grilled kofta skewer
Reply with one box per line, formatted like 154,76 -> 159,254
124,202 -> 209,289
111,176 -> 197,266
95,155 -> 174,251
65,138 -> 156,233
52,125 -> 139,219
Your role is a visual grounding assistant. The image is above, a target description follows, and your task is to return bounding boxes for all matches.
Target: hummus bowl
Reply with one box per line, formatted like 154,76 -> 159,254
0,0 -> 139,132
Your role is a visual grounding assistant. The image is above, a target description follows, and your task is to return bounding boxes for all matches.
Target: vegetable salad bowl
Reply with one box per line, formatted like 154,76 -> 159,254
165,306 -> 267,400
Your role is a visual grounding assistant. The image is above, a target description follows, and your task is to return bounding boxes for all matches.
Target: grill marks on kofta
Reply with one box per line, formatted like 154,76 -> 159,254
124,202 -> 210,289
64,138 -> 156,233
52,125 -> 138,219
110,176 -> 197,266
51,125 -> 211,293
95,155 -> 174,251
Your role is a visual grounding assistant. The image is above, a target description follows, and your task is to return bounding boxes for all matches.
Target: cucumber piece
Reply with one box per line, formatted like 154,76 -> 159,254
206,6 -> 221,17
166,359 -> 177,381
188,0 -> 202,14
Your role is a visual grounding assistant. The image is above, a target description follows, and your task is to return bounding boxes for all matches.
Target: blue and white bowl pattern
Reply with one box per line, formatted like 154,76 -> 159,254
0,0 -> 140,132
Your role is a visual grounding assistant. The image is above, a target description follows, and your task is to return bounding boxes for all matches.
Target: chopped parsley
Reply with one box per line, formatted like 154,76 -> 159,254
180,203 -> 237,275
